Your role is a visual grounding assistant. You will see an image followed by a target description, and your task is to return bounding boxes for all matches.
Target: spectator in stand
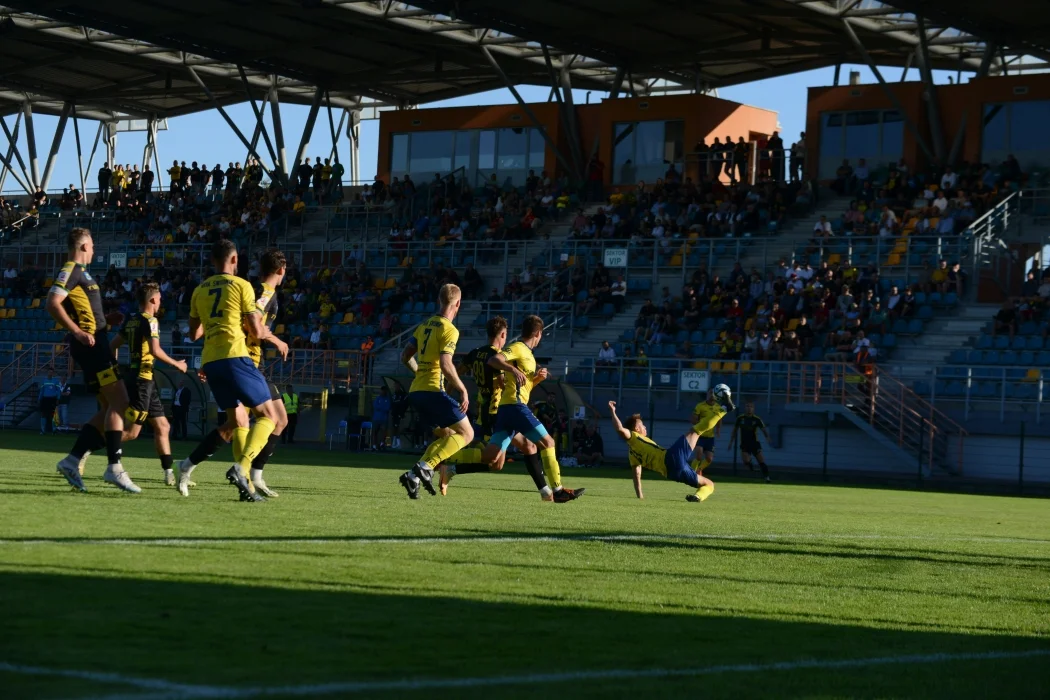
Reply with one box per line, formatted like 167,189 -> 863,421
865,301 -> 889,335
597,341 -> 617,367
574,424 -> 604,467
610,275 -> 627,312
371,385 -> 392,451
993,300 -> 1018,339
832,159 -> 853,195
462,263 -> 483,299
940,166 -> 958,192
877,205 -> 898,238
853,158 -> 869,187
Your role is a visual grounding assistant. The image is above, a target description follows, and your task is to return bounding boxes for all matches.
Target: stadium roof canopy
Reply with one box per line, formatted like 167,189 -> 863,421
0,0 -> 1048,121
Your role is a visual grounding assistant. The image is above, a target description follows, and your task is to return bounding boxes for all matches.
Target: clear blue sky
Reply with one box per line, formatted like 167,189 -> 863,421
2,64 -> 969,195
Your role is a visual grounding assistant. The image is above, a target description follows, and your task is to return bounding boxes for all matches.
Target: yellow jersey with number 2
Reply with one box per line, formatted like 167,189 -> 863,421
410,314 -> 459,393
190,274 -> 258,365
498,340 -> 538,408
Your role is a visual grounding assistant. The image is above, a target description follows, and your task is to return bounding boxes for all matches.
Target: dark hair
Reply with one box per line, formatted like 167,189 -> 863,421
486,315 -> 508,341
260,248 -> 287,277
626,414 -> 643,431
137,281 -> 160,306
67,227 -> 92,253
211,239 -> 237,266
521,314 -> 543,339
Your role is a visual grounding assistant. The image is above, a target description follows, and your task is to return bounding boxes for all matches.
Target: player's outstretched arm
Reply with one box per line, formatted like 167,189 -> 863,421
400,340 -> 418,373
487,352 -> 527,387
109,331 -> 125,358
607,401 -> 631,441
149,337 -> 188,374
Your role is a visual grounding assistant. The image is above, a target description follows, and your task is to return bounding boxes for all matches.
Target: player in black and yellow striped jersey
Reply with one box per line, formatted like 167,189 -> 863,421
437,316 -> 550,497
49,228 -> 139,493
729,401 -> 772,482
110,282 -> 189,485
607,400 -> 718,503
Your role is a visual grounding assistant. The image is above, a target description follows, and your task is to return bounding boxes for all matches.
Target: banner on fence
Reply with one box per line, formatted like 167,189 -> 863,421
109,252 -> 127,269
603,248 -> 628,268
680,370 -> 710,393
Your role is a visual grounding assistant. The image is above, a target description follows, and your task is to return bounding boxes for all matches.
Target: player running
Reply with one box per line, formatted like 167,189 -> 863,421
49,228 -> 139,493
109,282 -> 189,485
729,400 -> 772,482
397,283 -> 474,499
438,316 -> 550,497
481,315 -> 583,503
177,240 -> 284,501
174,249 -> 290,497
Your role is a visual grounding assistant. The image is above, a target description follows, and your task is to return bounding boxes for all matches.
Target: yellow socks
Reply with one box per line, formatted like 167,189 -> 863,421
539,446 -> 561,489
421,432 -> 468,469
232,427 -> 249,465
694,484 -> 715,501
237,416 -> 276,475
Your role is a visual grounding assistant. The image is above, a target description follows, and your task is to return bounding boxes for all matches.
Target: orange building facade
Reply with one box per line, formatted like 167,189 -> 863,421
805,74 -> 1050,180
376,94 -> 778,189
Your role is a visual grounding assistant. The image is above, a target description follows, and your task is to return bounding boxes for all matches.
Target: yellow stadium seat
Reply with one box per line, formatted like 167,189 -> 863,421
786,318 -> 799,331
400,256 -> 413,267
692,361 -> 708,369
739,362 -> 752,373
0,298 -> 5,307
275,324 -> 285,335
670,254 -> 683,267
265,349 -> 276,360
14,343 -> 21,350
29,298 -> 40,309
708,361 -> 722,372
827,253 -> 841,265
6,309 -> 15,318
887,253 -> 901,265
1025,369 -> 1041,382
341,313 -> 354,324
745,318 -> 754,331
385,278 -> 397,289
722,361 -> 737,372
44,278 -> 53,287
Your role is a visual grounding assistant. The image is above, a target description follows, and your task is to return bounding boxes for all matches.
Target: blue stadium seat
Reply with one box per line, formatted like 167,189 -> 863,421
906,319 -> 923,334
999,350 -> 1018,365
976,335 -> 993,350
1026,336 -> 1044,351
993,336 -> 1010,350
881,333 -> 897,349
943,292 -> 958,307
575,316 -> 590,330
917,305 -> 934,320
1011,336 -> 1027,351
949,349 -> 967,364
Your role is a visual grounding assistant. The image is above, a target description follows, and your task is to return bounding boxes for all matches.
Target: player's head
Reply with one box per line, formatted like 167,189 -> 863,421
486,315 -> 508,348
745,401 -> 754,414
211,239 -> 238,271
67,227 -> 93,259
521,314 -> 543,344
137,281 -> 161,313
438,283 -> 462,318
625,413 -> 646,437
260,248 -> 287,284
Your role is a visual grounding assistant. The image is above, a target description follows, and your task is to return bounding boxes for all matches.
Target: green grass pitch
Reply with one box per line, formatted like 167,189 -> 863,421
1,432 -> 1048,699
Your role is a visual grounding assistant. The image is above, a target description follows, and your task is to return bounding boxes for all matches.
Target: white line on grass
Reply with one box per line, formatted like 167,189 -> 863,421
6,649 -> 1048,700
1,533 -> 1048,547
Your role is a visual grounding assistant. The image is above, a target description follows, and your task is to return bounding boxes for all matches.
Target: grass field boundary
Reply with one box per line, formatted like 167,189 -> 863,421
5,649 -> 1050,699
2,532 -> 1049,547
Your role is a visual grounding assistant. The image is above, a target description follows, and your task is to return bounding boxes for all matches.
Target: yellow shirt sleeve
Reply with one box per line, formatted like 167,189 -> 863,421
236,278 -> 258,316
440,322 -> 459,355
501,341 -> 524,364
189,286 -> 201,320
51,261 -> 77,292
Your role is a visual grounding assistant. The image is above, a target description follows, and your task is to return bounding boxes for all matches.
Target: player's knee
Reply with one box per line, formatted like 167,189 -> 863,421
457,422 -> 475,444
537,434 -> 555,451
154,418 -> 170,437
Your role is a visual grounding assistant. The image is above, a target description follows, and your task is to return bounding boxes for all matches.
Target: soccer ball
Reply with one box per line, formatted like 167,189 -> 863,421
712,383 -> 731,402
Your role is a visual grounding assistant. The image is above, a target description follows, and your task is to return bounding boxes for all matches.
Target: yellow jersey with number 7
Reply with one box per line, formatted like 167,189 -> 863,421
190,274 -> 259,365
409,314 -> 459,393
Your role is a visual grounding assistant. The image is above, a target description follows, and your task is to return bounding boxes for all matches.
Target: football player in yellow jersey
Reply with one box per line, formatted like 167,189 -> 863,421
397,283 -> 473,499
608,400 -> 717,502
175,249 -> 289,498
690,385 -> 736,474
110,282 -> 189,485
178,240 -> 284,502
482,315 -> 584,503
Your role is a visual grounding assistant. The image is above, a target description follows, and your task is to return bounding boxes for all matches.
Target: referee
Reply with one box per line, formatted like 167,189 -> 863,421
729,400 -> 772,482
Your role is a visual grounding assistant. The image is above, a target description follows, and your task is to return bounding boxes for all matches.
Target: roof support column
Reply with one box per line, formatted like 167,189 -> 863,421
0,111 -> 32,195
83,120 -> 103,198
247,96 -> 269,172
325,91 -> 341,167
186,66 -> 280,182
833,63 -> 842,86
978,42 -> 997,77
915,17 -> 946,165
104,122 -> 117,173
349,111 -> 361,185
151,119 -> 164,191
268,78 -> 289,181
542,44 -> 581,178
0,111 -> 31,195
292,85 -> 324,179
841,20 -> 936,163
141,117 -> 155,184
40,101 -> 72,192
328,107 -> 347,166
23,101 -> 40,190
480,45 -> 577,179
899,52 -> 913,82
70,103 -> 86,196
558,58 -> 586,182
238,66 -> 280,172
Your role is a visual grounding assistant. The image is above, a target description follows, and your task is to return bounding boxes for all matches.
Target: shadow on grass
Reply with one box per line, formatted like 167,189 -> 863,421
0,571 -> 1048,699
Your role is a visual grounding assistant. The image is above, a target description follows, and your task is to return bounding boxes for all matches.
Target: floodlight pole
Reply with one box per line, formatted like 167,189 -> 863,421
23,101 -> 40,190
40,101 -> 72,192
268,77 -> 289,180
841,20 -> 936,163
481,45 -> 577,178
1,111 -> 33,192
70,103 -> 86,196
185,66 -> 280,182
237,65 -> 280,173
292,85 -> 324,178
915,16 -> 946,164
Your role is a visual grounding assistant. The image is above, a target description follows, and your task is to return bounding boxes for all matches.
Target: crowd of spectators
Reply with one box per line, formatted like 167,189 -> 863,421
993,267 -> 1050,341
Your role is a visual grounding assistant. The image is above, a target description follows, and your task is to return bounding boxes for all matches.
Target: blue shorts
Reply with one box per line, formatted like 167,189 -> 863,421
489,404 -> 550,452
696,436 -> 716,453
409,391 -> 465,429
204,357 -> 272,411
664,435 -> 701,488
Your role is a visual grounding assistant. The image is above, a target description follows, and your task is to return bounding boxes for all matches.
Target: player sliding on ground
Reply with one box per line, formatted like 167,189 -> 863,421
174,249 -> 290,497
109,282 -> 189,485
397,283 -> 474,499
481,315 -> 583,503
608,385 -> 734,502
177,240 -> 285,501
437,315 -> 551,498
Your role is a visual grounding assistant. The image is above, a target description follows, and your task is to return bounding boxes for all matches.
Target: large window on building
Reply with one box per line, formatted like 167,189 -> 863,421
389,127 -> 549,186
982,100 -> 1050,171
817,110 -> 904,179
612,120 -> 685,184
